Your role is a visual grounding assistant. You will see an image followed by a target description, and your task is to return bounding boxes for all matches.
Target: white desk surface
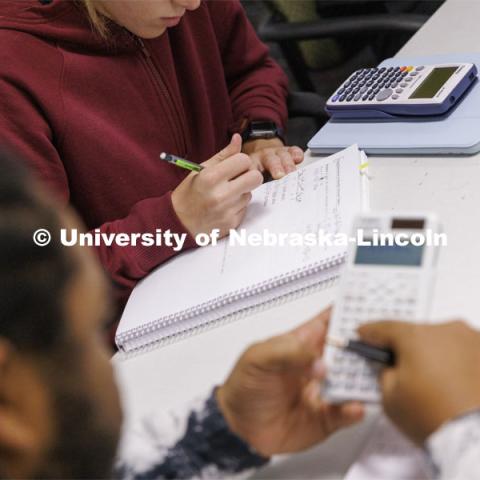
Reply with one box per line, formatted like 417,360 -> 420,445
113,1 -> 480,478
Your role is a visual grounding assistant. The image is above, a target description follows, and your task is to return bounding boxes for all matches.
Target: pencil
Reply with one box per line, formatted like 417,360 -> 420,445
327,335 -> 396,366
160,153 -> 204,173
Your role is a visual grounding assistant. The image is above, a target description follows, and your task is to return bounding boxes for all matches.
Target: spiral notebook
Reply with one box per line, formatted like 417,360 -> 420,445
116,145 -> 369,354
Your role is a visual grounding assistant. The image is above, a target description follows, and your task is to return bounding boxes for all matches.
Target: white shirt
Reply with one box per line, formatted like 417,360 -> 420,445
427,411 -> 480,480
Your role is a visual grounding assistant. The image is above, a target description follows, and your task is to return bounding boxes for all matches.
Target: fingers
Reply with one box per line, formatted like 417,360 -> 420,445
231,207 -> 248,230
256,146 -> 304,180
299,379 -> 365,441
261,149 -> 298,180
233,194 -> 252,215
229,169 -> 264,196
278,150 -> 296,175
238,192 -> 252,210
203,134 -> 243,167
288,146 -> 304,164
357,320 -> 414,349
205,153 -> 254,182
302,380 -> 365,433
261,151 -> 285,180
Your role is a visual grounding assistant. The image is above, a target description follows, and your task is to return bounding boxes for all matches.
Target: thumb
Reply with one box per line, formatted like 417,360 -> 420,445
250,333 -> 316,374
357,320 -> 413,349
292,308 -> 331,356
203,133 -> 243,167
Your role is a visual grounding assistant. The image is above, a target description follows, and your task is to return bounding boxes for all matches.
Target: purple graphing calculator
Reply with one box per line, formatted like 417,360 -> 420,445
326,63 -> 478,119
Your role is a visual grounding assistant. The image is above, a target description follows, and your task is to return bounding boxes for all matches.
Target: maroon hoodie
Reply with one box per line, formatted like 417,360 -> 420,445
0,0 -> 288,303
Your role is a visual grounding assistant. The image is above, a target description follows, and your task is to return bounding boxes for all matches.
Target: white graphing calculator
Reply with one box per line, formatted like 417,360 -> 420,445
323,213 -> 442,403
325,63 -> 477,119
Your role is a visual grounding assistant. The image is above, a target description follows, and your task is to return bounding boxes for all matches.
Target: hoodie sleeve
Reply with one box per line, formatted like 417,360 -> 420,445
206,0 -> 289,132
0,64 -> 197,299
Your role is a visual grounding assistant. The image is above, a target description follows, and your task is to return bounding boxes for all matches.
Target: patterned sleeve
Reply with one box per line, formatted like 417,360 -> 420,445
426,410 -> 480,480
114,389 -> 269,479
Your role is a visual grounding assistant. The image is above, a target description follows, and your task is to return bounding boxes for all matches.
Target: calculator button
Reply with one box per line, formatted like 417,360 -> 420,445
376,89 -> 393,101
405,77 -> 413,82
400,83 -> 407,88
416,66 -> 425,71
410,72 -> 419,77
392,95 -> 399,100
347,94 -> 354,101
354,93 -> 362,101
396,88 -> 403,94
331,95 -> 340,102
339,95 -> 347,102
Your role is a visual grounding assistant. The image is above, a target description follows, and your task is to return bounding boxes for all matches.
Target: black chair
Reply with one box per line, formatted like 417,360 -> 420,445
287,90 -> 329,132
258,0 -> 440,94
249,1 -> 444,146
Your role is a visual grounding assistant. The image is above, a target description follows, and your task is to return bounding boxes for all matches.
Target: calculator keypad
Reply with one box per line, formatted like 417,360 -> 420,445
324,270 -> 421,402
330,66 -> 424,104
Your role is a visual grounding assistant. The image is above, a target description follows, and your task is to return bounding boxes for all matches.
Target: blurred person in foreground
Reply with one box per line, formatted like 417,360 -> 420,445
0,150 -> 479,479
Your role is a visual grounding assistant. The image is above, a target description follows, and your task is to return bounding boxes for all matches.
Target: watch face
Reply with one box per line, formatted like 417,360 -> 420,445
250,121 -> 277,138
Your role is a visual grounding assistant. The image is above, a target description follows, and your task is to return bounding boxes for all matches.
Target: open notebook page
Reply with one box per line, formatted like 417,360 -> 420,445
118,144 -> 365,335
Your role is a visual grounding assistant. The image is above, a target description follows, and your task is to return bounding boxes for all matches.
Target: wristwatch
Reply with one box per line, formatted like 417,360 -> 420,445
241,121 -> 285,144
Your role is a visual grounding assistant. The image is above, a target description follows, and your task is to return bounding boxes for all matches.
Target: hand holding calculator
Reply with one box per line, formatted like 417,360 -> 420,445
323,213 -> 442,403
326,63 -> 477,119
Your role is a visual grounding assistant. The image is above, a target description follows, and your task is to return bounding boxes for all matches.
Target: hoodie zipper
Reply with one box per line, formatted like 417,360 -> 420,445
136,38 -> 188,157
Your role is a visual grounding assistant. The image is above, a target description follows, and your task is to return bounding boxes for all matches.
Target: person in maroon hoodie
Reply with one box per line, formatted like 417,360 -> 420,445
0,0 -> 303,307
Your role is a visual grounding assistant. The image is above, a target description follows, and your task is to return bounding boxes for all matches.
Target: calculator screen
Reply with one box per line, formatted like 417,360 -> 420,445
409,67 -> 457,99
354,243 -> 424,266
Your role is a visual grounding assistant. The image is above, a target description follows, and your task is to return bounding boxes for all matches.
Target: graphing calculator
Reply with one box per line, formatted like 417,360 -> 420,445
325,63 -> 477,119
323,213 -> 442,403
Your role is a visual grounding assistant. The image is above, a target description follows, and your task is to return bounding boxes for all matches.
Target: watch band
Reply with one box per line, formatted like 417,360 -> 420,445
241,121 -> 285,144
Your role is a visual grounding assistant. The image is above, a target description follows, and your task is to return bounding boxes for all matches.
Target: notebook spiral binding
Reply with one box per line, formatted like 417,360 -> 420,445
117,252 -> 346,356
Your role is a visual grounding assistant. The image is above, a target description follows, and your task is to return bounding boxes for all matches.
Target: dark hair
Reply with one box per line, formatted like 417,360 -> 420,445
0,150 -> 75,351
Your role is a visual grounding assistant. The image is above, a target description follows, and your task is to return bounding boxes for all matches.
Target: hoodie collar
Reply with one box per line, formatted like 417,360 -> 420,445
0,0 -> 138,54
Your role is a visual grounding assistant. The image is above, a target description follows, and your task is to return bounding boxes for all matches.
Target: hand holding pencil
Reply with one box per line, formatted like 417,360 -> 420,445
170,134 -> 263,239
